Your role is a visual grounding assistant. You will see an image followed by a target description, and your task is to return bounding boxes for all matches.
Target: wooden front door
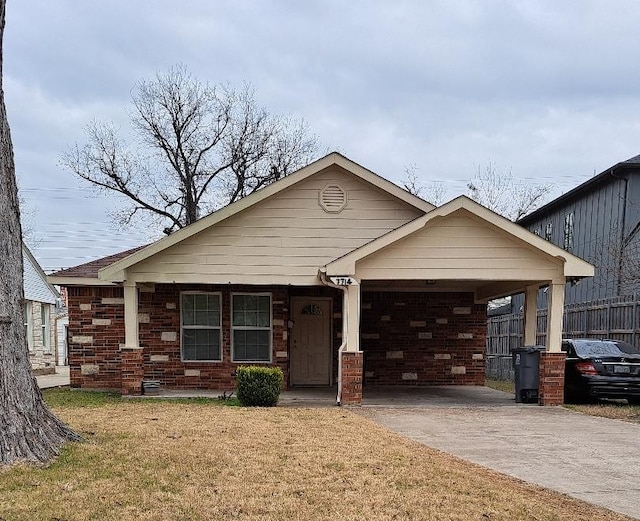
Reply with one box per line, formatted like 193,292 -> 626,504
290,298 -> 332,386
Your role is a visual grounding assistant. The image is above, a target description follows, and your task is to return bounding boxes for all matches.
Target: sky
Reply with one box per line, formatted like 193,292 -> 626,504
6,0 -> 640,271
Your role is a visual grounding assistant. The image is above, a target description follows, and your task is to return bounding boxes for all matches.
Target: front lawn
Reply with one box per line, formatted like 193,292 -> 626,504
0,390 -> 632,521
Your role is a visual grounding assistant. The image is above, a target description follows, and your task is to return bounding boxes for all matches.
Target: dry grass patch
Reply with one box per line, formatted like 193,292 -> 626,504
0,396 -> 633,521
566,402 -> 640,423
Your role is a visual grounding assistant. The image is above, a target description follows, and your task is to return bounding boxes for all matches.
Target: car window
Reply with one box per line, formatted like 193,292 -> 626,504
612,341 -> 640,355
573,340 -> 637,357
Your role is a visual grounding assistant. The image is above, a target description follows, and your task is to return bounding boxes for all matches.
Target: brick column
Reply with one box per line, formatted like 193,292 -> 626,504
121,348 -> 144,395
341,351 -> 363,406
538,352 -> 566,406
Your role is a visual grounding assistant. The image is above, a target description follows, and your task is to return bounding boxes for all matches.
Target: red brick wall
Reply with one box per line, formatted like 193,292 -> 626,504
139,284 -> 289,391
121,348 -> 143,395
68,284 -> 291,392
360,291 -> 486,386
341,351 -> 363,405
538,352 -> 566,405
67,286 -> 125,391
68,285 -> 487,393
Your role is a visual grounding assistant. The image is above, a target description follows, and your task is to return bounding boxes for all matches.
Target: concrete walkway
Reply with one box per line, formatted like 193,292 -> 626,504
36,365 -> 70,389
359,397 -> 640,520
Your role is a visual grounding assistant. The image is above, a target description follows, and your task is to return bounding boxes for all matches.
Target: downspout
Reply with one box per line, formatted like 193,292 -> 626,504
318,268 -> 347,405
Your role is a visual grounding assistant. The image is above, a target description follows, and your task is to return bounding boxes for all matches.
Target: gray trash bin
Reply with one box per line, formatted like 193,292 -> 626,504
511,346 -> 545,403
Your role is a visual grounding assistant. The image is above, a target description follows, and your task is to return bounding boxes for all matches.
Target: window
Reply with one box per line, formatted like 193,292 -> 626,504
41,304 -> 50,352
232,294 -> 272,362
23,301 -> 33,352
180,293 -> 221,361
563,212 -> 574,250
544,222 -> 553,241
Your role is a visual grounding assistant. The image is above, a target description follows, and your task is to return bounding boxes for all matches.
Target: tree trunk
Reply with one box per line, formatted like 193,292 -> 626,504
0,0 -> 80,465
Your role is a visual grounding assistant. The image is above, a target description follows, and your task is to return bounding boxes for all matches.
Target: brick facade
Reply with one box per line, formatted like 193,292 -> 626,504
68,286 -> 125,390
360,291 -> 486,386
341,351 -> 363,405
68,285 -> 488,396
538,352 -> 566,406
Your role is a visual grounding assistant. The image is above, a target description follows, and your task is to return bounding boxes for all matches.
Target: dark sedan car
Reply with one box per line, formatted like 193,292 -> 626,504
562,339 -> 640,404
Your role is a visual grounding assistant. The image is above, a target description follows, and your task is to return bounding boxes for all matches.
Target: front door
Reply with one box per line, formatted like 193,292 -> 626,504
290,297 -> 332,386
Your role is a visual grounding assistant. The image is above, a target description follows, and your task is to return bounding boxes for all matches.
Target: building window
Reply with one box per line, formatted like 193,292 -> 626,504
232,293 -> 272,362
23,301 -> 33,352
563,212 -> 574,250
41,304 -> 50,352
544,222 -> 553,241
180,292 -> 222,361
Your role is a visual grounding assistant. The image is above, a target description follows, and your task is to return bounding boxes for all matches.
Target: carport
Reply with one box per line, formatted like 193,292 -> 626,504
322,197 -> 594,405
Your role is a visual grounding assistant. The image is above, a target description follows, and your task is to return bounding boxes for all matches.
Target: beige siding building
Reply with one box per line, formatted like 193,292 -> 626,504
50,153 -> 593,404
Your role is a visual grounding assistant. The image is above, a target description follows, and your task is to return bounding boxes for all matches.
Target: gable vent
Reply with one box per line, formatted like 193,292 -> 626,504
319,184 -> 347,213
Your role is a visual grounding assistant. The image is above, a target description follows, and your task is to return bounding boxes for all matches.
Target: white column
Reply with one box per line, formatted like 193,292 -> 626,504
123,282 -> 140,349
345,283 -> 361,352
546,282 -> 565,353
523,285 -> 539,346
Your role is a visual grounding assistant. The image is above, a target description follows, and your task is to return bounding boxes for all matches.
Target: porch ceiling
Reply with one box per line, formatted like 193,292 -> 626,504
361,279 -> 543,302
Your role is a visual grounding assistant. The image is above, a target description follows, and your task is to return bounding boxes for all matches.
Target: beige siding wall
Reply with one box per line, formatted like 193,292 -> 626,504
356,211 -> 563,281
128,167 -> 424,285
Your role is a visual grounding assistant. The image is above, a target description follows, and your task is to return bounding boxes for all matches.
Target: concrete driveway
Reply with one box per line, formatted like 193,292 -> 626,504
358,387 -> 640,519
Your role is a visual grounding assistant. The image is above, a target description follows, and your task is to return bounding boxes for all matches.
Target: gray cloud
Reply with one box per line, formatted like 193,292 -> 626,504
6,0 -> 640,269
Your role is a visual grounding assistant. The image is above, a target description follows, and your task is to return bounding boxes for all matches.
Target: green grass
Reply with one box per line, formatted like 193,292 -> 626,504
485,379 -> 515,394
42,389 -> 240,408
43,389 -> 122,408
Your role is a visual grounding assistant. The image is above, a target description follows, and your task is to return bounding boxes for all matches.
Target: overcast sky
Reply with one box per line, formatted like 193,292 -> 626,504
7,1 -> 640,271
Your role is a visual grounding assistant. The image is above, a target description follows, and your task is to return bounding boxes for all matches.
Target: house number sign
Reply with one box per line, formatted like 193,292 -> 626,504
329,276 -> 358,286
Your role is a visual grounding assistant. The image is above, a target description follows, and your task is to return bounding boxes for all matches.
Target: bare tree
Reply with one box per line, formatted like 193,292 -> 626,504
467,161 -> 551,221
402,164 -> 446,205
0,0 -> 80,465
591,223 -> 640,296
62,65 -> 318,235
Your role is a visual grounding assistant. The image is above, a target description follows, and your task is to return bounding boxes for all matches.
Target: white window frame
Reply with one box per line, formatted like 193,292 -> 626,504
41,303 -> 50,352
231,292 -> 272,363
24,301 -> 33,352
180,291 -> 222,362
544,222 -> 553,241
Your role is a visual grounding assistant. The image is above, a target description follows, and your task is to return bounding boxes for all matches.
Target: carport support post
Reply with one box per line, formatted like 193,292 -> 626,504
539,282 -> 566,406
341,283 -> 363,406
523,285 -> 538,346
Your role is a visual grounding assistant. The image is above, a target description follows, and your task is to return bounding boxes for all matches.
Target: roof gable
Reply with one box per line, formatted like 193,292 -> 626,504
98,152 -> 434,282
325,196 -> 594,279
23,245 -> 59,304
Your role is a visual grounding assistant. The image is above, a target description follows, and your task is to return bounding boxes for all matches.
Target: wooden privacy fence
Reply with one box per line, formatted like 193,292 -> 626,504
486,293 -> 640,380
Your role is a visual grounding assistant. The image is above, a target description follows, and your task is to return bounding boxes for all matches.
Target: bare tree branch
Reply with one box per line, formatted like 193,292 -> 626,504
61,65 -> 319,235
401,164 -> 446,205
467,161 -> 552,221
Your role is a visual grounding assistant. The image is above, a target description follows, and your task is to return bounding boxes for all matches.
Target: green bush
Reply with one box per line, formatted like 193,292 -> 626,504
235,366 -> 283,407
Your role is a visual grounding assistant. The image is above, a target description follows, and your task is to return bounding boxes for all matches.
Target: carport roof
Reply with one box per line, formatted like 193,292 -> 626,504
324,196 -> 594,281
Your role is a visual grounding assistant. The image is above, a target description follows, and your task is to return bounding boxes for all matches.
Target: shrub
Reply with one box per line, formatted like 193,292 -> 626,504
235,366 -> 283,407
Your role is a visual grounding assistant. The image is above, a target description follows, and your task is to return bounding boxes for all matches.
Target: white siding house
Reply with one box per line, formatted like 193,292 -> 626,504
23,245 -> 60,373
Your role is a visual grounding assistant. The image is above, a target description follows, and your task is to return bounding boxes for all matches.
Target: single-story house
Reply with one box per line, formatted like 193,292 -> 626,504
24,244 -> 60,374
49,153 -> 594,405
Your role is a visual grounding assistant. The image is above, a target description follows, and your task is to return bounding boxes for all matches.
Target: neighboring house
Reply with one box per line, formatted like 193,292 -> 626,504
48,153 -> 593,405
516,154 -> 640,306
23,244 -> 60,374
